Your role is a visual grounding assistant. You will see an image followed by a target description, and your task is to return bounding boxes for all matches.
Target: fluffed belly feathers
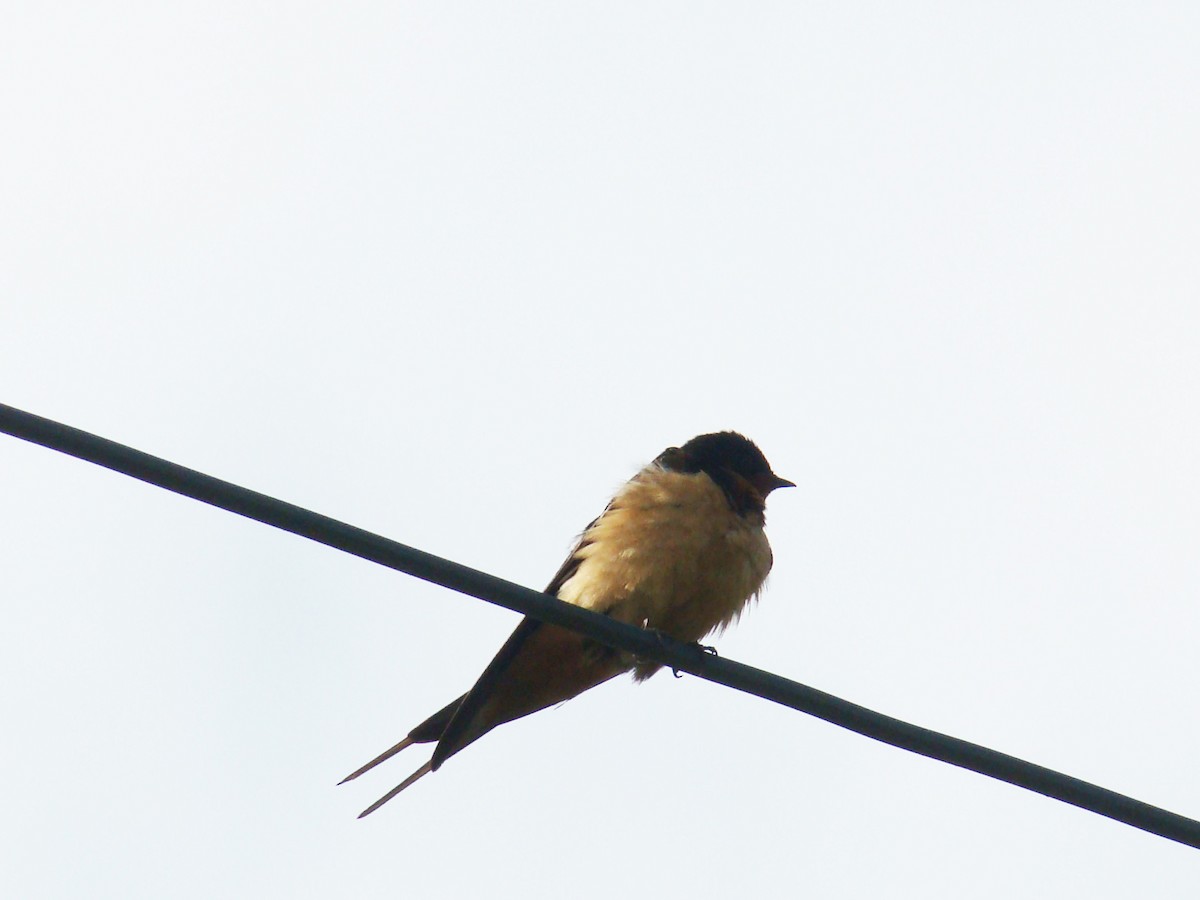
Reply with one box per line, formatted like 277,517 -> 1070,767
557,467 -> 774,670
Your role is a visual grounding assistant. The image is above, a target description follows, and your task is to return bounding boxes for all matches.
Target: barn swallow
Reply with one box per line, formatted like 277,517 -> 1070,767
341,431 -> 792,816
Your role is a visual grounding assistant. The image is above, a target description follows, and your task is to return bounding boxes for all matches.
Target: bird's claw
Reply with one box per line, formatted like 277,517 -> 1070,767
639,620 -> 717,677
672,642 -> 718,677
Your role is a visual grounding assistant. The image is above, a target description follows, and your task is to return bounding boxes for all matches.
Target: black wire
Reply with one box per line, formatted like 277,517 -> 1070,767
2,401 -> 1197,849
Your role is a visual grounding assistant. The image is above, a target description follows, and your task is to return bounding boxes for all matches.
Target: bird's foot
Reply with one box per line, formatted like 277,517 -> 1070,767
673,641 -> 722,677
636,621 -> 685,677
636,620 -> 718,677
673,643 -> 718,676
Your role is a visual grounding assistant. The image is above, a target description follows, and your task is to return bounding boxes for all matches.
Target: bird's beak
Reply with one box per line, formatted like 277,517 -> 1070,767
752,472 -> 796,495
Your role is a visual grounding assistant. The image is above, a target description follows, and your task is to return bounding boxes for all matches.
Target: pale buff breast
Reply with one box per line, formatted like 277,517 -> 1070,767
556,467 -> 774,646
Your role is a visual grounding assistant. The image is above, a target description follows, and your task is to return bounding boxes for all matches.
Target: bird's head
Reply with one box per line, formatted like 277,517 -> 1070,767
657,432 -> 793,513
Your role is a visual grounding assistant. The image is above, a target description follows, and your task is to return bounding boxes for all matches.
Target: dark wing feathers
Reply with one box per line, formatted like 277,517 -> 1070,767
427,514 -> 614,769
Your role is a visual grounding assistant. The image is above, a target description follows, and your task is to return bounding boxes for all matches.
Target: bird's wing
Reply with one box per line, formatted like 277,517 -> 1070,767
429,514 -> 625,769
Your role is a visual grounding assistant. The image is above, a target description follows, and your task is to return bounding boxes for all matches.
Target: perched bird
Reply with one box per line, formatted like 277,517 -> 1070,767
342,431 -> 793,816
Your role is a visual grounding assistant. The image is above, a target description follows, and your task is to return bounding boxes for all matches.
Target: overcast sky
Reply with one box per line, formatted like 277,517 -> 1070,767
3,4 -> 1199,897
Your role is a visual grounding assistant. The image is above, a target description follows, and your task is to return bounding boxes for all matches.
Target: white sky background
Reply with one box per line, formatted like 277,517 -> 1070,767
3,3 -> 1199,896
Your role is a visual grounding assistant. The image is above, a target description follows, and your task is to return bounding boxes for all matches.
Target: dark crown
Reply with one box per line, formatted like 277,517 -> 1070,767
655,431 -> 787,514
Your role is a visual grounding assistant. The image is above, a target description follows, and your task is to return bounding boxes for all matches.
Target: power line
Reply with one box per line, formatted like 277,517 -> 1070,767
2,400 -> 1197,850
